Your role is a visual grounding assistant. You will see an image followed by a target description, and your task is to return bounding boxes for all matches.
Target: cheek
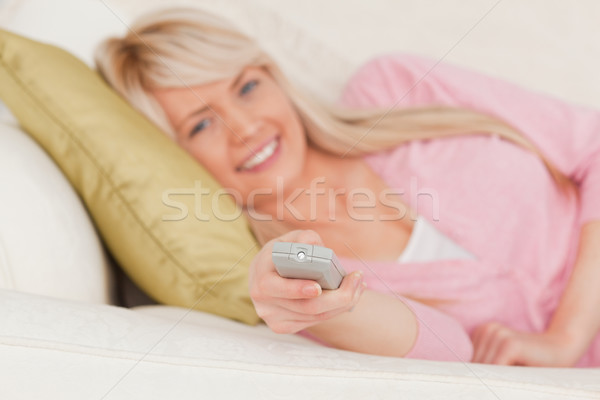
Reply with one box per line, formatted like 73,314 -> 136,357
273,102 -> 305,142
181,140 -> 226,176
193,152 -> 226,178
263,85 -> 301,126
287,112 -> 307,151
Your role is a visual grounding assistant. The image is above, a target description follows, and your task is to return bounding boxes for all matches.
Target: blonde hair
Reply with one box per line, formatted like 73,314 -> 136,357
95,8 -> 574,244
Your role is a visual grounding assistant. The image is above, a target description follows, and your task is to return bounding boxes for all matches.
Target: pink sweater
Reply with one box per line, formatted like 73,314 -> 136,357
335,54 -> 600,367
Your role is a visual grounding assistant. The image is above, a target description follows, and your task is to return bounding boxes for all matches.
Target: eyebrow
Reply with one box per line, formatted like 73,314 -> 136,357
175,71 -> 246,132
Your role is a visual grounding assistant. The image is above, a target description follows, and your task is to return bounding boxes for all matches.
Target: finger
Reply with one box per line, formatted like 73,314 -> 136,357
256,271 -> 323,300
260,282 -> 368,336
275,272 -> 365,315
471,323 -> 499,363
305,280 -> 367,321
481,326 -> 510,364
347,280 -> 367,312
471,324 -> 491,363
267,303 -> 348,324
492,339 -> 520,366
481,337 -> 501,364
268,229 -> 324,248
470,326 -> 485,363
257,303 -> 320,325
254,229 -> 327,300
258,301 -> 350,334
267,318 -> 325,335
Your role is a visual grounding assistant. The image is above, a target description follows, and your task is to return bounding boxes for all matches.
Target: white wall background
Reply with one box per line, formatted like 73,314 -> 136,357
1,0 -> 599,108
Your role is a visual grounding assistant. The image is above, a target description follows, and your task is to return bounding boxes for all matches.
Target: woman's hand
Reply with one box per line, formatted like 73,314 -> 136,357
471,322 -> 584,367
248,229 -> 365,334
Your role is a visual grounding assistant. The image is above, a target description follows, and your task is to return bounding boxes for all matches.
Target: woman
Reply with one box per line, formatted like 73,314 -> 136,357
96,8 -> 600,367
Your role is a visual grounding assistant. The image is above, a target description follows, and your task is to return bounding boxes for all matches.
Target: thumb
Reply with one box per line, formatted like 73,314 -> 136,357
272,229 -> 325,247
293,229 -> 324,247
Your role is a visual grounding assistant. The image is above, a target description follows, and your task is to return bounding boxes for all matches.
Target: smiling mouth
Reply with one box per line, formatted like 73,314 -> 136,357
237,136 -> 280,172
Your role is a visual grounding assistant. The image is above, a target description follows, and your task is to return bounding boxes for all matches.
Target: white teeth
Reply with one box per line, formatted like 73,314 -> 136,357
241,138 -> 278,170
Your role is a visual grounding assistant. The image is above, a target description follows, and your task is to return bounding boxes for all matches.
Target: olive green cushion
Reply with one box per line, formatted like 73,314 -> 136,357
0,29 -> 260,324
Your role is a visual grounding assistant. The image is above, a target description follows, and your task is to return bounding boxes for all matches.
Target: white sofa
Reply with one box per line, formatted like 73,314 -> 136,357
1,1 -> 599,398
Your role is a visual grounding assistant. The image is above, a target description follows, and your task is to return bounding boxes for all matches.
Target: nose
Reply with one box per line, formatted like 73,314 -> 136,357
224,106 -> 263,145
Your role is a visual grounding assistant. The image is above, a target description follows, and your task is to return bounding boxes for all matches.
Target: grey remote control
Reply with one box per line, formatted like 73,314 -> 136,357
272,242 -> 347,289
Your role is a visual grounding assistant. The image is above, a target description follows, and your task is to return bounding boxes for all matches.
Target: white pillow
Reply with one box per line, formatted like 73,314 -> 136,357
0,121 -> 114,304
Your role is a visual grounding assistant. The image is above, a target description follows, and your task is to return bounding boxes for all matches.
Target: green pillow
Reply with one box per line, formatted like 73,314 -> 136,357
0,29 -> 260,324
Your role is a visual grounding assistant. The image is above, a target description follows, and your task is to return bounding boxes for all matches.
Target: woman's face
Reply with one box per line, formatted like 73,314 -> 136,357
152,66 -> 307,206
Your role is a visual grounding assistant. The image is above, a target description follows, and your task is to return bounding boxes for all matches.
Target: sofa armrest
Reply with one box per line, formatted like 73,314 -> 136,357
0,120 -> 114,304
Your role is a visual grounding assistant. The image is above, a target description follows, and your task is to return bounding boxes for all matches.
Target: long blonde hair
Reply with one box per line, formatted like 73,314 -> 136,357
95,8 -> 574,244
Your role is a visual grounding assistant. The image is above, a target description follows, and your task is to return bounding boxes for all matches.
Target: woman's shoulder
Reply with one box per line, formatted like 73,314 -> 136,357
337,52 -> 444,109
346,52 -> 436,83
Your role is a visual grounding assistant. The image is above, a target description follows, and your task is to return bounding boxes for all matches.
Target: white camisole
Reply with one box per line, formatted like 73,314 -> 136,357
398,216 -> 475,263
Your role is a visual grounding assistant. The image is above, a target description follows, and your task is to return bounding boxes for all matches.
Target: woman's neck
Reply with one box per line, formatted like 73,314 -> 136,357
295,145 -> 359,186
244,146 -> 415,260
273,146 -> 363,216
244,146 -> 376,242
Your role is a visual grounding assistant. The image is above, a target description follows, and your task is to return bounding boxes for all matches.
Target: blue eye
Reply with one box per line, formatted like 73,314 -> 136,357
189,119 -> 211,137
240,80 -> 258,96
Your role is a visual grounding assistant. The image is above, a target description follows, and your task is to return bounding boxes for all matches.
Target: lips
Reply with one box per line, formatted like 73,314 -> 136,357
237,135 -> 281,172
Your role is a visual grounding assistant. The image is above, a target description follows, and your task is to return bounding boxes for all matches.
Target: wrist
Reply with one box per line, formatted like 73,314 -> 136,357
545,325 -> 588,364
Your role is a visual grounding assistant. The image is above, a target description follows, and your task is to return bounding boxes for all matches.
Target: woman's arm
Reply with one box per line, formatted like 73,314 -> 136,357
341,54 -> 600,365
340,53 -> 600,224
249,229 -> 473,361
249,229 -> 415,355
472,220 -> 600,366
304,289 -> 417,357
305,288 -> 474,361
547,220 -> 600,360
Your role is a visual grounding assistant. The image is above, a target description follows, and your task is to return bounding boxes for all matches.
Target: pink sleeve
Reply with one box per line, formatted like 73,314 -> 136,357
337,257 -> 475,362
298,294 -> 474,362
339,53 -> 600,223
401,297 -> 473,362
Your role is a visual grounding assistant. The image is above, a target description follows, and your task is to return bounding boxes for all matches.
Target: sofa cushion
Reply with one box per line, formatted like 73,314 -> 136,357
0,29 -> 260,324
0,121 -> 113,303
2,289 -> 600,399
